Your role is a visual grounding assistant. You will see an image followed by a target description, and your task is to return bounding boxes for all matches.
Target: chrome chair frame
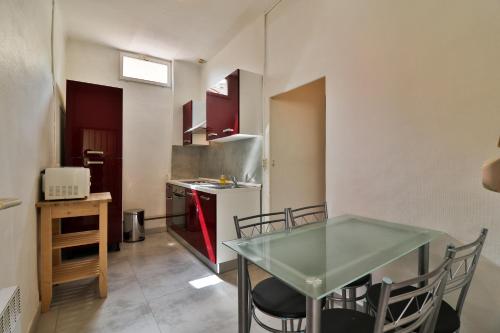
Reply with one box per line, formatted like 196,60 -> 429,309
287,203 -> 372,312
444,228 -> 488,318
373,246 -> 456,333
368,228 -> 488,333
234,211 -> 305,333
287,203 -> 328,227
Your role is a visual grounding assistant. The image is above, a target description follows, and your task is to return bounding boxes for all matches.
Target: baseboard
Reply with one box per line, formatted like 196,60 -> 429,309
145,226 -> 166,235
28,302 -> 41,333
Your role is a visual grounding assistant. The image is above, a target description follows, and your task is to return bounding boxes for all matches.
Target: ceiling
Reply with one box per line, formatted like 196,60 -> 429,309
59,0 -> 279,62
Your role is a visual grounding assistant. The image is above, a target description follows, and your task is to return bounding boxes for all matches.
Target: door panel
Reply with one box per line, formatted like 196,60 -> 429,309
173,189 -> 216,263
183,101 -> 193,145
198,192 -> 217,263
64,80 -> 123,247
206,70 -> 240,140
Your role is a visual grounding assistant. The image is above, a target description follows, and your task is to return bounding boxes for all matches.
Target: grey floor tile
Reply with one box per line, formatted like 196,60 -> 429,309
148,281 -> 237,333
35,231 -> 247,333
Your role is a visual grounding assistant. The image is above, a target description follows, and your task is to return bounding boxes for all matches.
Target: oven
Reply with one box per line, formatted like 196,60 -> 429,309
166,185 -> 186,229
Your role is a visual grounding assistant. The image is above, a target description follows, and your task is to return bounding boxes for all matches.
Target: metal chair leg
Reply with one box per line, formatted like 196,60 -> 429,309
347,287 -> 356,310
282,319 -> 287,332
342,289 -> 347,308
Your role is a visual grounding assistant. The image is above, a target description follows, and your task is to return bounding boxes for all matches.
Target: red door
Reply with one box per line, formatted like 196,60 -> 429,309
183,101 -> 193,145
64,80 -> 123,249
206,69 -> 240,140
198,192 -> 217,263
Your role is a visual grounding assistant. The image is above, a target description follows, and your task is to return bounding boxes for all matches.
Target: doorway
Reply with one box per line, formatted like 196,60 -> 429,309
270,77 -> 326,211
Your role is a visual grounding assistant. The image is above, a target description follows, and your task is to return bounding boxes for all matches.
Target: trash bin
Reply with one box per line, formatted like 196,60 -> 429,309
123,209 -> 145,242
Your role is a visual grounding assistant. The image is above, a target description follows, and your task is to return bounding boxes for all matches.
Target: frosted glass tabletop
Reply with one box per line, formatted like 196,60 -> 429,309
223,215 -> 443,299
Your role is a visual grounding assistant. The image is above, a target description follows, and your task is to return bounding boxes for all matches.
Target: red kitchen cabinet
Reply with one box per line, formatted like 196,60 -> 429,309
198,192 -> 217,264
64,80 -> 123,250
206,69 -> 262,142
185,190 -> 198,231
182,100 -> 208,146
182,101 -> 193,145
182,190 -> 217,263
206,70 -> 239,141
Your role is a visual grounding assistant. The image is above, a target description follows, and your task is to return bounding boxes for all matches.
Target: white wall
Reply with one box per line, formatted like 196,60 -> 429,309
66,39 -> 173,218
52,0 -> 66,166
172,60 -> 202,146
200,15 -> 265,92
264,2 -> 500,330
264,0 -> 500,266
202,1 -> 500,330
0,0 -> 65,331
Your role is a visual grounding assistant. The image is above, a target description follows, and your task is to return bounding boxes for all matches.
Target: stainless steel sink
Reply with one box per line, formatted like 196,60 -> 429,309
197,184 -> 243,189
181,180 -> 244,189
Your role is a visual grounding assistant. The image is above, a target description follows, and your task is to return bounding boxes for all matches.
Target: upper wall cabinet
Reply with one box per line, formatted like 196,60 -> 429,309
183,100 -> 208,146
206,69 -> 262,142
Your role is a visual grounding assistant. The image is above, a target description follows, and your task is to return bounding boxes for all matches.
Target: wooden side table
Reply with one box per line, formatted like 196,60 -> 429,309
36,192 -> 112,312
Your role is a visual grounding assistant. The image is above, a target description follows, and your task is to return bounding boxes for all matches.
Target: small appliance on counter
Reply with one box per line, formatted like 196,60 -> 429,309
42,167 -> 91,200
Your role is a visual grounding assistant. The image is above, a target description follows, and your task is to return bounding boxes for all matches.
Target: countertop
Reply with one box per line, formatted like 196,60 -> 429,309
36,192 -> 112,207
167,178 -> 261,195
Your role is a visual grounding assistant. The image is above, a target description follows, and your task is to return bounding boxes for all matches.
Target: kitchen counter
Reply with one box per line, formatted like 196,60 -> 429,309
166,178 -> 261,273
167,178 -> 261,194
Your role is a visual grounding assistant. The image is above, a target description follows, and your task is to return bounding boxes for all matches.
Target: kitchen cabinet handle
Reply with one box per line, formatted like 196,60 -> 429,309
166,197 -> 173,201
222,128 -> 234,133
200,195 -> 210,201
173,193 -> 185,198
207,132 -> 218,137
84,160 -> 104,166
185,191 -> 193,196
86,150 -> 104,155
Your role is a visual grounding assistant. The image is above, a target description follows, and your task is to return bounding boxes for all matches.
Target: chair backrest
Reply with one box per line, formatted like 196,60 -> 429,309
233,210 -> 289,239
287,203 -> 328,227
445,228 -> 488,316
373,246 -> 456,333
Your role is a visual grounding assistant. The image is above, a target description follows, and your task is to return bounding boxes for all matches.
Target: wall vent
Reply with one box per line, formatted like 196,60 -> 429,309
0,287 -> 21,333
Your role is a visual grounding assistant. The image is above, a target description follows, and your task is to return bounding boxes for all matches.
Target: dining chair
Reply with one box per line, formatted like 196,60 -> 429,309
288,203 -> 328,227
287,204 -> 372,312
366,228 -> 488,333
234,211 -> 306,333
320,245 -> 456,333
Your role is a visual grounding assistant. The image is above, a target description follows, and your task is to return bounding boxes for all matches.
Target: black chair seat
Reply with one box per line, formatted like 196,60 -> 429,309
346,274 -> 371,288
367,283 -> 460,333
252,277 -> 306,318
321,309 -> 375,333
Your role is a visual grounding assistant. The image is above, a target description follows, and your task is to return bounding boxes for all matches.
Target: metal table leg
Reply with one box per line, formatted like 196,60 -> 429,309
306,296 -> 322,333
238,255 -> 250,333
418,243 -> 430,287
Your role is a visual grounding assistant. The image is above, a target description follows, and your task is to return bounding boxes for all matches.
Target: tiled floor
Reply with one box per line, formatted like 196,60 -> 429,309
35,229 -> 273,333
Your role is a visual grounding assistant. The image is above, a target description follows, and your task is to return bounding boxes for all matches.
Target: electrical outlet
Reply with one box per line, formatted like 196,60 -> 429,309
262,158 -> 268,168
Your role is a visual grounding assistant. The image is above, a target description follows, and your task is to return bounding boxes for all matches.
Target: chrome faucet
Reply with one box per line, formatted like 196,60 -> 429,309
231,176 -> 238,186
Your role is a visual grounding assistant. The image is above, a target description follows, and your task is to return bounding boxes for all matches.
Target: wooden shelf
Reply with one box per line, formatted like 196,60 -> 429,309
37,192 -> 109,312
53,257 -> 100,285
0,198 -> 21,210
53,231 -> 100,249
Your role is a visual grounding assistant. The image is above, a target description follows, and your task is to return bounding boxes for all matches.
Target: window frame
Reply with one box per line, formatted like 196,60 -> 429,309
119,51 -> 172,88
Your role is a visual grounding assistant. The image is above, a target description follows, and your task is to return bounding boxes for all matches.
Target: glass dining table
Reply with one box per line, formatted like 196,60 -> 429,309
223,214 -> 444,333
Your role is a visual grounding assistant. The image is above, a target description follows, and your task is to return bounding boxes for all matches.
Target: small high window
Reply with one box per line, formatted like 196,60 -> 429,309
120,52 -> 171,87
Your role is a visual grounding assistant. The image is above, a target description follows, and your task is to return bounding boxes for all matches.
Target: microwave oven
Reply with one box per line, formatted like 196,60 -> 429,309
42,167 -> 91,200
